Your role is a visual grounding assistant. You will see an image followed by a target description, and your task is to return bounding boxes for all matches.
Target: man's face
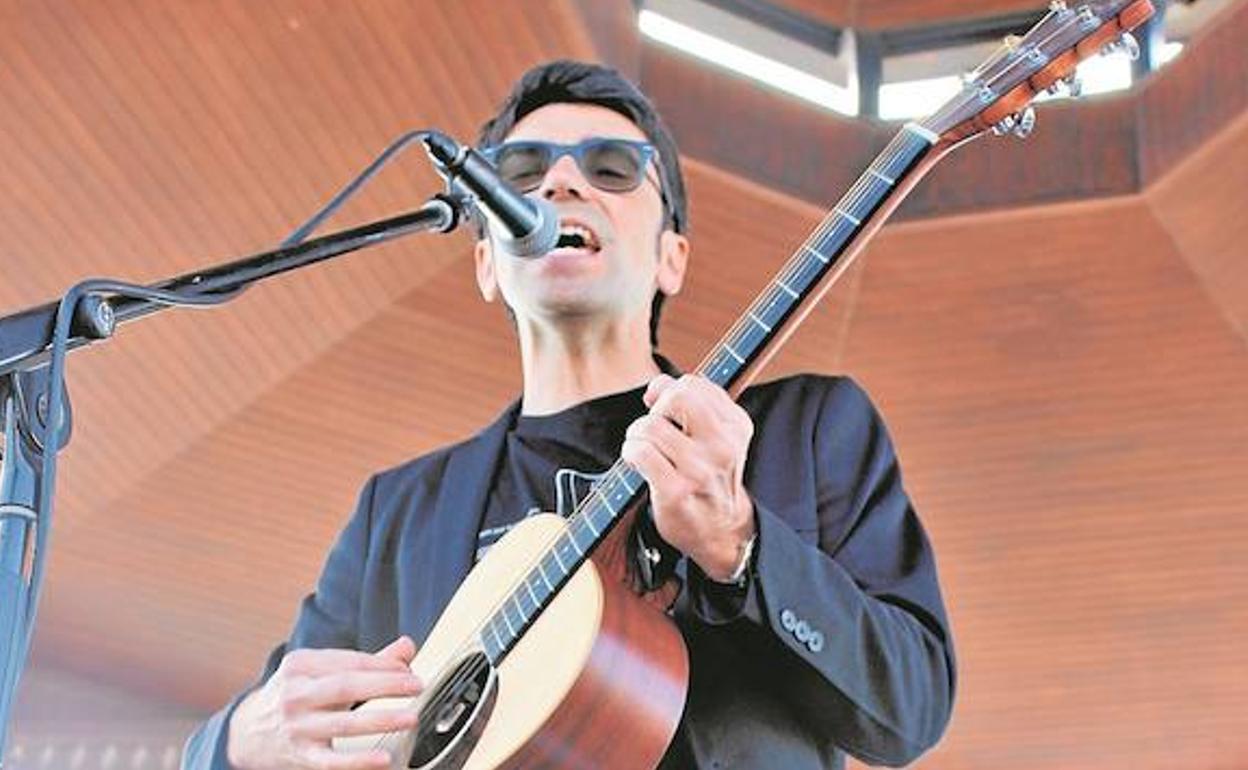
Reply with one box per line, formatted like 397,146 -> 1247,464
474,103 -> 687,335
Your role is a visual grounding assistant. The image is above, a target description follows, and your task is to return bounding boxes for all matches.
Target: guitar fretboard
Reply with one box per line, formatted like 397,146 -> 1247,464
479,123 -> 937,665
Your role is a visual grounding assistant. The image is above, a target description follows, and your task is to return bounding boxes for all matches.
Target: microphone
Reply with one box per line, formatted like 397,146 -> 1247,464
422,131 -> 559,258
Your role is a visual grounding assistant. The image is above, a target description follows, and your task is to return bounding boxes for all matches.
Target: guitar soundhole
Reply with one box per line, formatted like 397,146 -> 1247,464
409,652 -> 495,769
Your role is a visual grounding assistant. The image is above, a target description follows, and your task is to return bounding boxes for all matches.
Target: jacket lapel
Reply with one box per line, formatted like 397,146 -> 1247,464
410,358 -> 678,638
412,399 -> 520,640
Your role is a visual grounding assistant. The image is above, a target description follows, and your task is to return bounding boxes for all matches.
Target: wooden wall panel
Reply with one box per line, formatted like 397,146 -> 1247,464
852,0 -> 1052,29
4,1 -> 1247,768
640,44 -> 1144,222
838,197 -> 1248,769
1,0 -> 595,716
775,0 -> 1049,29
1146,111 -> 1248,348
1137,0 -> 1248,184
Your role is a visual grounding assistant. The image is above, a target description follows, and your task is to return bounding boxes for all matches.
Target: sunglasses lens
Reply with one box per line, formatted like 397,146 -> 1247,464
582,140 -> 645,192
489,140 -> 649,194
493,144 -> 551,192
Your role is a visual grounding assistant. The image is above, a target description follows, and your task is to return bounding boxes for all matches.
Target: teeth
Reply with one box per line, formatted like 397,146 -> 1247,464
557,223 -> 598,250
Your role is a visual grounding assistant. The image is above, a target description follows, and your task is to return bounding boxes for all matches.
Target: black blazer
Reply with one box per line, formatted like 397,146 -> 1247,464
184,375 -> 955,769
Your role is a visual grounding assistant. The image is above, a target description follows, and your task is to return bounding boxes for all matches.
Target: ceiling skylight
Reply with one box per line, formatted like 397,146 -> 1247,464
637,7 -> 857,116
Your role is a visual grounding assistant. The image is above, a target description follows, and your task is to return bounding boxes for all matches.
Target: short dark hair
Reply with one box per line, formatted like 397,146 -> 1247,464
475,60 -> 688,347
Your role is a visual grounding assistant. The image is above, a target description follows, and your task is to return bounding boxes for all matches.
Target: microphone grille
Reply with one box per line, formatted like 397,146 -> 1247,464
503,198 -> 559,258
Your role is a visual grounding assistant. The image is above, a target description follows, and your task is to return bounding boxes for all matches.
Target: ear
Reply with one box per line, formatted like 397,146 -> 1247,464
655,230 -> 690,298
474,238 -> 499,302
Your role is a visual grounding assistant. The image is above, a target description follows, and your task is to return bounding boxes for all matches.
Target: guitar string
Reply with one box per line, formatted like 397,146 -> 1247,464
361,7 -> 1100,757
366,462 -> 644,755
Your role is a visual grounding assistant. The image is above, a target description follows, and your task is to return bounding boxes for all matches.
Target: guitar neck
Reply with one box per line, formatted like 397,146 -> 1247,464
694,123 -> 939,394
478,122 -> 944,665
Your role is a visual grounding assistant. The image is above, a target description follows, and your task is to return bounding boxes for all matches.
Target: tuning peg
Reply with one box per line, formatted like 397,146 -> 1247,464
991,107 -> 1037,139
1119,31 -> 1141,61
1044,73 -> 1079,98
1102,31 -> 1140,60
1048,0 -> 1068,10
1012,106 -> 1037,139
1063,73 -> 1083,98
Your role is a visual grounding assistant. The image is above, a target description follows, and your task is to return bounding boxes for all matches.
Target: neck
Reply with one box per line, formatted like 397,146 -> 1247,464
517,315 -> 660,415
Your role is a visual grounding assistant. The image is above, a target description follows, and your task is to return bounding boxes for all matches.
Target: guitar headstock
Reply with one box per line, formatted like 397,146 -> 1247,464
920,0 -> 1155,142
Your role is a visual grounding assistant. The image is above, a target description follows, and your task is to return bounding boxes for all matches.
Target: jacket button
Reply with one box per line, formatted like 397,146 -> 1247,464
795,620 -> 811,643
780,609 -> 797,631
808,630 -> 825,653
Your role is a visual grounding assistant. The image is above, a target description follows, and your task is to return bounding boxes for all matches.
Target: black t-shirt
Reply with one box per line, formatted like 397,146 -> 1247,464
475,383 -> 699,767
475,385 -> 649,562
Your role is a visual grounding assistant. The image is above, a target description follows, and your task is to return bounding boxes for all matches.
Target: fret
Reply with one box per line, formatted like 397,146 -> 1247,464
539,555 -> 559,587
528,572 -> 549,603
816,217 -> 855,250
582,510 -> 601,538
563,534 -> 584,558
500,608 -> 517,638
507,596 -> 527,627
591,487 -> 613,521
731,318 -> 766,357
834,207 -> 861,226
761,299 -> 786,326
867,167 -> 895,185
724,343 -> 745,364
748,310 -> 773,332
617,469 -> 638,495
776,280 -> 799,299
803,244 -> 830,264
521,578 -> 539,608
482,621 -> 503,661
787,255 -> 823,293
551,546 -> 568,573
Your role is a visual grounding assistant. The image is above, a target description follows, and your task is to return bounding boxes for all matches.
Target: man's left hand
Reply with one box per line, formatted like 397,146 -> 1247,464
621,373 -> 757,581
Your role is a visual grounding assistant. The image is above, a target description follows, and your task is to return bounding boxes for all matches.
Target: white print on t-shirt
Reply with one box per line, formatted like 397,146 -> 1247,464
475,466 -> 608,561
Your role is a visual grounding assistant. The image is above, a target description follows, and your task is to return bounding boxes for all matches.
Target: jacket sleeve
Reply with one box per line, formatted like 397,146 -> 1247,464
181,475 -> 379,770
685,377 -> 956,766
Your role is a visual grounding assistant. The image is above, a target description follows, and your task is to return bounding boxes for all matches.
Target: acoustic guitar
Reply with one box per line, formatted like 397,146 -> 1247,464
336,1 -> 1155,766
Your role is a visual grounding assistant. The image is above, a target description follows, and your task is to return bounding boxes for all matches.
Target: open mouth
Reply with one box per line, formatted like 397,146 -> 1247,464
553,221 -> 601,253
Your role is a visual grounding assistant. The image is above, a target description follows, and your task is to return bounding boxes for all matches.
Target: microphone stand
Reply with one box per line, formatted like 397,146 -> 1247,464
0,134 -> 472,758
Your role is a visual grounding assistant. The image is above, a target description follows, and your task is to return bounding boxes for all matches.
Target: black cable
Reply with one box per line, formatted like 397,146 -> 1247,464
18,127 -> 444,696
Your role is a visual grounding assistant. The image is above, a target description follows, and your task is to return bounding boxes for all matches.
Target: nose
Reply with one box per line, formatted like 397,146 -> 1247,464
536,153 -> 588,202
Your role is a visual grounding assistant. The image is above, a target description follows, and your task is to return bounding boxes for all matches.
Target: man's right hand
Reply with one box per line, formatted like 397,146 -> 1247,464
226,636 -> 423,770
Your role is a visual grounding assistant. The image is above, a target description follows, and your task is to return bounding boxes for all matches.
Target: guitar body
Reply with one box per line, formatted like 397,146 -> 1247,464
335,513 -> 689,769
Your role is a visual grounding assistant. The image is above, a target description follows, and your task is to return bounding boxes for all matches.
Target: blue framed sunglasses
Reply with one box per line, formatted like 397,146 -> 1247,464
480,138 -> 659,194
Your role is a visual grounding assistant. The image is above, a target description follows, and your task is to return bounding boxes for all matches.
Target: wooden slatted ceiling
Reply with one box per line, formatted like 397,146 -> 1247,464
0,0 -> 589,551
775,0 -> 1051,28
1147,110 -> 1248,343
851,198 -> 1248,769
3,1 -> 1247,769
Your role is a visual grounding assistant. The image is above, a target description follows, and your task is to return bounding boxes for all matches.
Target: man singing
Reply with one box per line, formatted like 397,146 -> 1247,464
185,60 -> 955,770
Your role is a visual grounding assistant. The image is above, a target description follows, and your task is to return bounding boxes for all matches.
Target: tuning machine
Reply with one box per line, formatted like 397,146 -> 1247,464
1045,72 -> 1083,98
991,106 -> 1037,139
1101,31 -> 1140,60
